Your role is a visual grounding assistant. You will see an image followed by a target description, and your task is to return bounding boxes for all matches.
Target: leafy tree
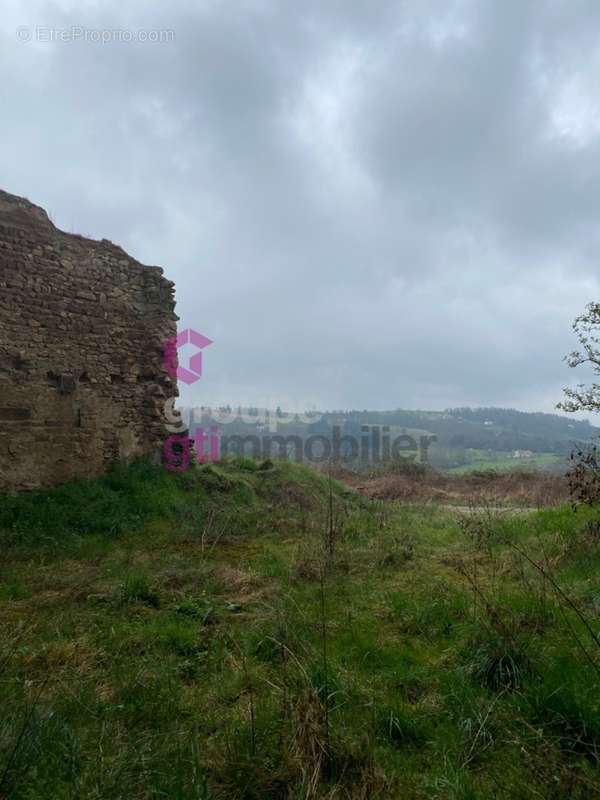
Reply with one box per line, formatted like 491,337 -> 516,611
558,302 -> 600,413
560,302 -> 600,506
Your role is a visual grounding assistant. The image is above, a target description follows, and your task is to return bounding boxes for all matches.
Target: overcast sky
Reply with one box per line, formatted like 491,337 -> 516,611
2,0 -> 600,416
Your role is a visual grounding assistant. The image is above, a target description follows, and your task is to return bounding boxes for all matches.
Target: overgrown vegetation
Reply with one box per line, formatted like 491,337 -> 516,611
336,462 -> 569,507
568,440 -> 600,508
0,459 -> 598,798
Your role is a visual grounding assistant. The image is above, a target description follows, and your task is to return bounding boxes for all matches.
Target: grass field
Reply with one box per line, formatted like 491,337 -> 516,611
0,460 -> 599,799
445,450 -> 565,475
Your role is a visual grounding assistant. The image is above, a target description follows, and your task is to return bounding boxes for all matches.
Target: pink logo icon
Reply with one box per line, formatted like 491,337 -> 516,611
163,328 -> 213,386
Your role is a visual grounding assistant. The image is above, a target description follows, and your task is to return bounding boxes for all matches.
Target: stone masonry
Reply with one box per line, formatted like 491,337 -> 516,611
0,190 -> 178,491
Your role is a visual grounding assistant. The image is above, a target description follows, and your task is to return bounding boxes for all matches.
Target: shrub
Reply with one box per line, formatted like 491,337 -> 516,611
567,440 -> 600,507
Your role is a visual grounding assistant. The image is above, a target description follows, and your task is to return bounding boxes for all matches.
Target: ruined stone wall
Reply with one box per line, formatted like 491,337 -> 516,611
0,190 -> 178,491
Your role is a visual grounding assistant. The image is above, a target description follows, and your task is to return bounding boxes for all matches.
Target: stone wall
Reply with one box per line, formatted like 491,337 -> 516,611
0,190 -> 178,491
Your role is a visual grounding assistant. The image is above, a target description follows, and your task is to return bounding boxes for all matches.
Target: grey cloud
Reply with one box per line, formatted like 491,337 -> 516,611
1,0 -> 599,414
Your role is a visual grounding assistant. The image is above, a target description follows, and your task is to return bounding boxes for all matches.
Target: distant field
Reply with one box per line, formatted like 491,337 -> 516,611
444,450 -> 565,475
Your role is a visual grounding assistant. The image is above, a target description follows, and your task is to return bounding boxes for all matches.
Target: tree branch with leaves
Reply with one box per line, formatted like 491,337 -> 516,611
559,302 -> 600,506
558,301 -> 600,414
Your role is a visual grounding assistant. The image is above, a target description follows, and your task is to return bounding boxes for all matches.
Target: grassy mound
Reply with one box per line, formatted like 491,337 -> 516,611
0,458 -> 349,548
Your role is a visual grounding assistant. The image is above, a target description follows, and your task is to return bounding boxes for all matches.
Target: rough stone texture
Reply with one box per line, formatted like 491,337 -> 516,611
0,190 -> 178,491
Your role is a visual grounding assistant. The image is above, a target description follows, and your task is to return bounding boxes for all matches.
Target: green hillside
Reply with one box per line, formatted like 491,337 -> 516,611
189,406 -> 599,473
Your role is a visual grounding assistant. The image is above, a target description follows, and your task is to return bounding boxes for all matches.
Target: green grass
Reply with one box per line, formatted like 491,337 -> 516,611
0,459 -> 598,798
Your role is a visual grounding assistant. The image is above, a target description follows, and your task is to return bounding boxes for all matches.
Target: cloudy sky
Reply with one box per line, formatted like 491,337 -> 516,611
2,0 -> 600,415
